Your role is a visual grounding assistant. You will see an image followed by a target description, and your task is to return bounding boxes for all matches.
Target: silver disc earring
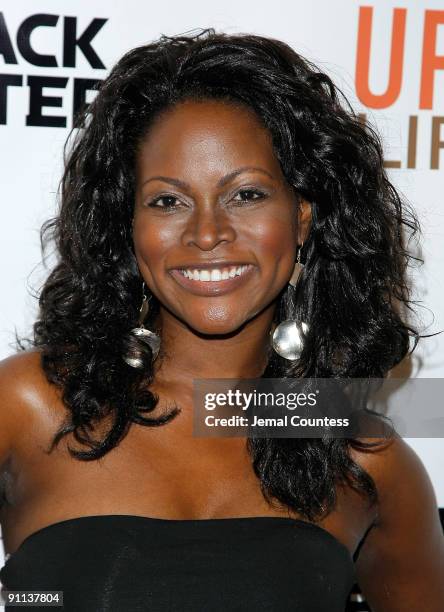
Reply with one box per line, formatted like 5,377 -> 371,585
271,244 -> 309,361
124,283 -> 161,368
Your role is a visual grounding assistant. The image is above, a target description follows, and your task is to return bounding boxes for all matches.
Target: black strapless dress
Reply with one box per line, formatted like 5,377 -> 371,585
0,515 -> 356,611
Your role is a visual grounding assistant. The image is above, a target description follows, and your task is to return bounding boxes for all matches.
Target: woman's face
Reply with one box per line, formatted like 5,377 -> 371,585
133,98 -> 303,335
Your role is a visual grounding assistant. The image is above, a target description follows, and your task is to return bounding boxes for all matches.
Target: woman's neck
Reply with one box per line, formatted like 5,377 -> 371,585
152,307 -> 275,391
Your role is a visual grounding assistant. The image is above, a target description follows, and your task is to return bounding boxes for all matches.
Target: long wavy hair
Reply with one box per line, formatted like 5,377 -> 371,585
32,28 -> 421,521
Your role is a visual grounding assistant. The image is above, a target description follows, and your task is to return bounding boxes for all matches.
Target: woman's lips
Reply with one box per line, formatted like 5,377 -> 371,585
169,264 -> 256,296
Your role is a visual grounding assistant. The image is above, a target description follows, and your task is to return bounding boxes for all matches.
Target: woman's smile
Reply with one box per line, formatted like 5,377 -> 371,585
169,263 -> 257,296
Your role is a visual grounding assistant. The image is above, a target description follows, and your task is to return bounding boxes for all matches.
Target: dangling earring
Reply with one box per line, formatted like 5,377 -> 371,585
288,241 -> 304,288
124,282 -> 161,368
270,244 -> 309,361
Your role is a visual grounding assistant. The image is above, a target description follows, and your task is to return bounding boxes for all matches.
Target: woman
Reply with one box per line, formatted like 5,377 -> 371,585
0,28 -> 443,611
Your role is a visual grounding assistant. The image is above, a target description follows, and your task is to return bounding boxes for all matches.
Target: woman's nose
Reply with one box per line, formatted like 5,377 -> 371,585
181,204 -> 236,250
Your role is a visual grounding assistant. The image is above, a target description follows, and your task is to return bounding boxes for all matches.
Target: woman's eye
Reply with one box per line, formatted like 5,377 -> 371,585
232,189 -> 267,203
147,195 -> 180,209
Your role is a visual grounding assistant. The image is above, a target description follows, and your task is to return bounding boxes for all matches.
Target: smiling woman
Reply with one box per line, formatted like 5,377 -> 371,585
0,28 -> 443,612
133,99 -> 301,333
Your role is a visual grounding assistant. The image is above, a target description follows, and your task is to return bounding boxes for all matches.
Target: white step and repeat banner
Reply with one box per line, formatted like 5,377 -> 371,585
0,0 -> 443,576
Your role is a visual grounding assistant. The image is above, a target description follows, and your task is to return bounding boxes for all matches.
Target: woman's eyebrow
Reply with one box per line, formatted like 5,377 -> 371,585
140,166 -> 275,190
217,166 -> 275,187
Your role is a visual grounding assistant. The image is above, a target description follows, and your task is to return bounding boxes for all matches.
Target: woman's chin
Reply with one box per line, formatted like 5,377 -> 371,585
189,320 -> 246,337
183,311 -> 250,337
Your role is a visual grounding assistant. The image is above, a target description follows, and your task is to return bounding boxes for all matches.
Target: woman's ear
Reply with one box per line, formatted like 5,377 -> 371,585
298,200 -> 312,244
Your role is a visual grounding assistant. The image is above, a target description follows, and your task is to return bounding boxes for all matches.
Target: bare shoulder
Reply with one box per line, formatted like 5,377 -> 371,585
0,349 -> 43,375
0,349 -> 49,401
349,436 -> 444,610
349,435 -> 439,535
0,350 -> 60,465
349,435 -> 436,510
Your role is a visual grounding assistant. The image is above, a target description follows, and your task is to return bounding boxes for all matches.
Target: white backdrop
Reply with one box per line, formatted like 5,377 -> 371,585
1,0 -> 443,578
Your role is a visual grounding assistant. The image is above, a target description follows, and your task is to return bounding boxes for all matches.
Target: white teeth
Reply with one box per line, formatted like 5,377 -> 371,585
180,265 -> 250,282
210,269 -> 222,281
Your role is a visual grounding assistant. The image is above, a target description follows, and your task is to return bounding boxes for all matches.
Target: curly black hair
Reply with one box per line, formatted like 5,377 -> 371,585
32,28 -> 421,521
